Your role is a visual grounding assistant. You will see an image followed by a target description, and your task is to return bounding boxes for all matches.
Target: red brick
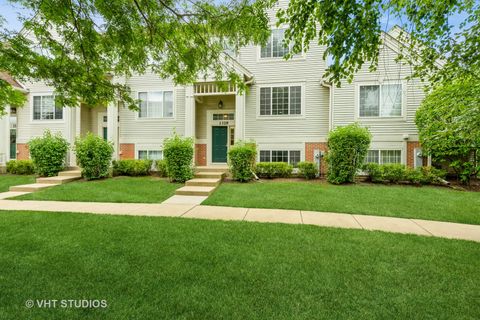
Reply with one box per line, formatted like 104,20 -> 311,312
406,141 -> 428,168
119,143 -> 135,160
195,144 -> 207,166
305,142 -> 328,175
16,143 -> 29,160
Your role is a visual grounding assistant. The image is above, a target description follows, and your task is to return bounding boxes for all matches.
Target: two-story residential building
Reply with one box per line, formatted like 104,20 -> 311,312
0,1 -> 427,171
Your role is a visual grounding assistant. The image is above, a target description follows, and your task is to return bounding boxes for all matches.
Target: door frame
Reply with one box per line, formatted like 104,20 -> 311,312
206,110 -> 235,165
97,112 -> 108,140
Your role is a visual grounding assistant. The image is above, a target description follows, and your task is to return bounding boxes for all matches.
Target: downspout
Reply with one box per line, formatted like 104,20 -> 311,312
320,80 -> 333,131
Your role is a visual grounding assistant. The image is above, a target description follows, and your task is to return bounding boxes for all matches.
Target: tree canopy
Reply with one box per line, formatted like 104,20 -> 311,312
0,0 -> 273,112
0,0 -> 478,114
415,78 -> 480,184
278,0 -> 479,86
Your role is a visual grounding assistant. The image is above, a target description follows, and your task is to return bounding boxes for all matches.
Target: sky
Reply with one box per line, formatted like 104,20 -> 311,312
0,0 -> 469,34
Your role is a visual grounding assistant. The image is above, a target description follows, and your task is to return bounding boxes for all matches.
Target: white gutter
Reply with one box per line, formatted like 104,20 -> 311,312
321,80 -> 333,131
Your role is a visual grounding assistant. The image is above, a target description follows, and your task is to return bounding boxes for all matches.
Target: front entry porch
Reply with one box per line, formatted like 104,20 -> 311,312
66,102 -> 119,167
188,83 -> 246,166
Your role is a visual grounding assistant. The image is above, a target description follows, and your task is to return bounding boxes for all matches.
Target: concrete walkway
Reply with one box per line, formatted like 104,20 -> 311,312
0,199 -> 479,242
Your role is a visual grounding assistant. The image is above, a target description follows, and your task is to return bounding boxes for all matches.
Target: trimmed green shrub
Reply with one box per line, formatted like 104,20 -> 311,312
228,142 -> 257,182
363,163 -> 447,185
381,164 -> 406,183
363,163 -> 383,183
417,166 -> 447,184
297,161 -> 318,180
163,133 -> 194,182
6,160 -> 35,175
112,159 -> 153,176
326,124 -> 371,184
28,130 -> 69,177
154,159 -> 168,177
256,162 -> 293,179
74,133 -> 114,180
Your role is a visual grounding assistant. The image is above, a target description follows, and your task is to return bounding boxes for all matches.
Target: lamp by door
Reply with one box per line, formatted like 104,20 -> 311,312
218,100 -> 224,109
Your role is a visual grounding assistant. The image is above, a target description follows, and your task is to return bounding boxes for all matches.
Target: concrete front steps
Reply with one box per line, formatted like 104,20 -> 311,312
175,166 -> 228,197
9,168 -> 82,192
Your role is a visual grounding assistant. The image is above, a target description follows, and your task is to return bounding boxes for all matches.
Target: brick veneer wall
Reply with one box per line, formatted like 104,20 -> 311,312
119,143 -> 135,160
195,144 -> 207,166
305,142 -> 328,176
16,143 -> 29,160
407,141 -> 428,168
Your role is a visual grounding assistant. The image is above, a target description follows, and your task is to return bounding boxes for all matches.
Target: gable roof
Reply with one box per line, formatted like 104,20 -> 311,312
0,72 -> 26,89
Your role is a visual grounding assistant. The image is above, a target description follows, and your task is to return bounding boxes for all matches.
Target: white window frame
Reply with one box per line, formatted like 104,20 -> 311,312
135,145 -> 164,160
136,89 -> 175,120
257,27 -> 305,62
31,93 -> 64,122
355,81 -> 406,120
257,82 -> 305,118
365,149 -> 403,165
137,150 -> 163,160
258,149 -> 302,167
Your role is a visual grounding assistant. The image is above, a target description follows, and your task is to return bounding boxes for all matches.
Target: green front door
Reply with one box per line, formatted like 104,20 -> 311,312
212,126 -> 228,163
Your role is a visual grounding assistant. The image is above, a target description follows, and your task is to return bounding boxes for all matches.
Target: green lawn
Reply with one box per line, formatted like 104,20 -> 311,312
0,211 -> 478,319
203,181 -> 480,225
13,176 -> 181,203
0,174 -> 35,192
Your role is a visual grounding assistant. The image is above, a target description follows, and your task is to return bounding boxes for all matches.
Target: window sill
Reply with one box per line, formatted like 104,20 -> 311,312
31,119 -> 65,123
258,56 -> 306,63
257,115 -> 305,120
357,116 -> 406,121
136,117 -> 176,121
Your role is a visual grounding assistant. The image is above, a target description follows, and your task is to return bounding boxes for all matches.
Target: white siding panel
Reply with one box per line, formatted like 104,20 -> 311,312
119,72 -> 186,145
16,85 -> 69,143
332,44 -> 425,141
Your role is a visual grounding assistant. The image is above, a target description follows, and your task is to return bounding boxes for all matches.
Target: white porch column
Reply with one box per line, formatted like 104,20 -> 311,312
67,106 -> 81,167
184,85 -> 195,138
234,92 -> 246,142
0,105 -> 10,165
107,101 -> 119,160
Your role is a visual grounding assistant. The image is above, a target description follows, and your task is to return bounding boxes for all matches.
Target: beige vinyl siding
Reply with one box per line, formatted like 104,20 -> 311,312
238,37 -> 329,143
80,105 -> 91,136
80,105 -> 106,136
16,83 -> 69,143
332,43 -> 424,141
118,72 -> 186,145
237,0 -> 330,144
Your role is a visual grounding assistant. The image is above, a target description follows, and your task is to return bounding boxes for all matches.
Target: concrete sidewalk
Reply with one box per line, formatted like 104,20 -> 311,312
0,199 -> 479,242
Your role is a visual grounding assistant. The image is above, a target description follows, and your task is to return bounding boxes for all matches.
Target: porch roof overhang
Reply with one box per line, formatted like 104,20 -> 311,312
194,53 -> 253,96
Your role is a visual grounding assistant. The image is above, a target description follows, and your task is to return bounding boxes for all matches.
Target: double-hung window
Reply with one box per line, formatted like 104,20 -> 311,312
365,150 -> 402,164
138,150 -> 163,160
259,150 -> 301,167
261,29 -> 290,58
260,85 -> 302,116
359,84 -> 402,117
33,95 -> 63,120
138,91 -> 174,119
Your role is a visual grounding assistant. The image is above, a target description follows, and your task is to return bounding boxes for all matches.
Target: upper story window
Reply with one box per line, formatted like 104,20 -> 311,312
138,91 -> 174,119
260,85 -> 302,116
359,84 -> 402,117
261,29 -> 290,58
33,95 -> 63,120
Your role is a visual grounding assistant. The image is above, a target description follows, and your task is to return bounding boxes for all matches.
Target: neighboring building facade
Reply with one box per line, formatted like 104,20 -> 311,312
0,1 -> 427,171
